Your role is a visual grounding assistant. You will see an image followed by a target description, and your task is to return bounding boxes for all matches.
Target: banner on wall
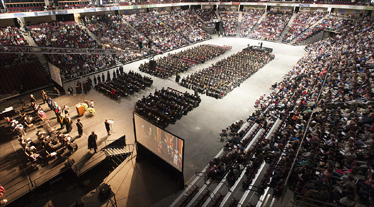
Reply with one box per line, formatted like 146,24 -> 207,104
338,9 -> 346,13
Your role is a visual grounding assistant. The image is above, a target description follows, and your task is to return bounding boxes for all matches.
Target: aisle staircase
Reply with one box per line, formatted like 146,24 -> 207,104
21,31 -> 49,72
121,19 -> 149,41
80,24 -> 103,46
290,14 -> 327,45
236,22 -> 242,37
277,12 -> 296,43
249,11 -> 267,37
103,146 -> 132,170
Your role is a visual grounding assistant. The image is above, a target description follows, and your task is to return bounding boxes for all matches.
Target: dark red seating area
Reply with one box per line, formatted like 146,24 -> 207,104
0,26 -> 48,94
5,2 -> 44,12
0,60 -> 48,93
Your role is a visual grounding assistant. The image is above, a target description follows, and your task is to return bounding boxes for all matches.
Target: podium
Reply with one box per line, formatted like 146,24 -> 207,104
76,86 -> 82,94
75,104 -> 85,116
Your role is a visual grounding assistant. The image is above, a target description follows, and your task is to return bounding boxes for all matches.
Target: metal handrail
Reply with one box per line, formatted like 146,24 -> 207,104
292,195 -> 337,207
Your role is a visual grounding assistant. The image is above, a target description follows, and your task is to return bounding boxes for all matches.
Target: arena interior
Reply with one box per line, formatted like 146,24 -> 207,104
0,1 -> 373,207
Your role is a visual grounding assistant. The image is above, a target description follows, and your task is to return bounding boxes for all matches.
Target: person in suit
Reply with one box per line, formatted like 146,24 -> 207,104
88,131 -> 97,153
93,75 -> 97,85
76,119 -> 83,137
105,119 -> 111,135
101,73 -> 105,83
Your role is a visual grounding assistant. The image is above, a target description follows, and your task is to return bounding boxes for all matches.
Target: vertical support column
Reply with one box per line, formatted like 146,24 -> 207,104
44,0 -> 50,6
51,15 -> 56,21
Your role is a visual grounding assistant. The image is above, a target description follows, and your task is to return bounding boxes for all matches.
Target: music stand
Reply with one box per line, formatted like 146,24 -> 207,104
108,119 -> 114,133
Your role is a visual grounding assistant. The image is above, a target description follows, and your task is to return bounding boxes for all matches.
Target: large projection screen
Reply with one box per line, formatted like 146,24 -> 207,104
134,113 -> 184,172
48,62 -> 63,87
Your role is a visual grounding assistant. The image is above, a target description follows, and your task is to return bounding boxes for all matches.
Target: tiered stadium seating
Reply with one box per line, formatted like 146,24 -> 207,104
158,10 -> 210,43
240,9 -> 264,38
0,27 -> 48,93
283,11 -> 325,43
219,11 -> 239,36
250,11 -> 292,41
29,21 -> 116,81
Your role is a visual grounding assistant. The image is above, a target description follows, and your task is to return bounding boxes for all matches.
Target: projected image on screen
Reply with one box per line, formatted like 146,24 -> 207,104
134,113 -> 184,172
48,62 -> 63,87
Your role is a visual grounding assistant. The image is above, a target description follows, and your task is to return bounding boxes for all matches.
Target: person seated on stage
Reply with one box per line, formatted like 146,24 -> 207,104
45,141 -> 63,153
29,152 -> 45,165
24,115 -> 33,124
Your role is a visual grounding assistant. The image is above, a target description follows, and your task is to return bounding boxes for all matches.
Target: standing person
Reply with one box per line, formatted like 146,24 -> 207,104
63,114 -> 73,133
57,112 -> 64,129
105,119 -> 111,135
76,119 -> 83,137
93,75 -> 97,85
47,97 -> 53,110
119,66 -> 123,75
68,86 -> 74,95
107,71 -> 111,82
82,81 -> 86,94
101,73 -> 105,83
97,75 -> 101,83
116,68 -> 120,77
41,90 -> 47,104
175,73 -> 181,83
88,131 -> 97,153
29,94 -> 36,103
113,70 -> 116,79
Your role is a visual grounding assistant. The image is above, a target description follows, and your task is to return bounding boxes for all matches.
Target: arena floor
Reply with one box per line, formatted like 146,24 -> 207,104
0,35 -> 307,207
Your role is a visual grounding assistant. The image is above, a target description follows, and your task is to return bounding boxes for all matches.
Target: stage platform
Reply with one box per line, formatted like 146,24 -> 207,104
0,94 -> 130,205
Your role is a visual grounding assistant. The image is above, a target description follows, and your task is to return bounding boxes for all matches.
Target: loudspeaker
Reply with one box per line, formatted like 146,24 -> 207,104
149,60 -> 156,70
75,198 -> 84,207
99,183 -> 111,198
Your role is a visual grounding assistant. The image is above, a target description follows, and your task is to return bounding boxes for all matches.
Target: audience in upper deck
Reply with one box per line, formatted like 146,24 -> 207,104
240,9 -> 264,38
283,11 -> 325,43
158,10 -> 210,43
29,21 -> 115,81
251,10 -> 292,41
85,14 -> 149,64
219,11 -> 239,36
194,9 -> 217,27
124,12 -> 189,52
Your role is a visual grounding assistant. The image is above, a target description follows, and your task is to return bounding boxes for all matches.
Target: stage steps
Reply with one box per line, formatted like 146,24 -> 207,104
103,147 -> 132,170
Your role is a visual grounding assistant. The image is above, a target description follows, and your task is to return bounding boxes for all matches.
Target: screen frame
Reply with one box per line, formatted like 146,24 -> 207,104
133,112 -> 185,173
48,62 -> 63,87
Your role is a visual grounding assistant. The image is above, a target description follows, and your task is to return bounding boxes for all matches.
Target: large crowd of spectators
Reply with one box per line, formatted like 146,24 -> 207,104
124,12 -> 190,52
250,10 -> 292,41
294,17 -> 348,44
240,9 -> 264,38
135,87 -> 201,128
203,14 -> 374,207
219,11 -> 239,36
283,11 -> 325,43
29,21 -> 116,81
180,48 -> 274,98
194,9 -> 217,27
139,44 -> 230,79
0,26 -> 48,93
85,14 -> 149,64
158,10 -> 211,43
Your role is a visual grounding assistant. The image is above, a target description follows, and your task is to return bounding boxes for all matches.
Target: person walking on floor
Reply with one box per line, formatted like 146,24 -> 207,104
76,119 -> 83,137
88,131 -> 97,153
105,119 -> 111,135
